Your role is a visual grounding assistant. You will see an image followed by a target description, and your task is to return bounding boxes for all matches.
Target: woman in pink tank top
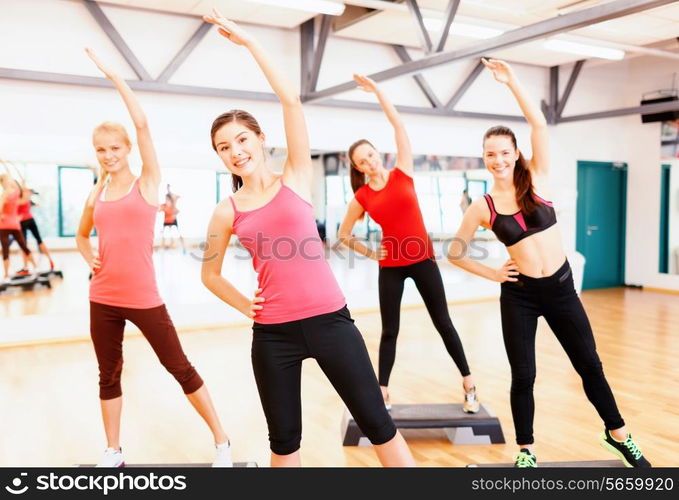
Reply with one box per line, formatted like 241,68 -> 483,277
201,10 -> 414,467
75,49 -> 232,468
0,166 -> 37,280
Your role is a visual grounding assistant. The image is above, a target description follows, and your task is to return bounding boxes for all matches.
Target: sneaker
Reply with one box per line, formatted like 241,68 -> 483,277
463,386 -> 480,414
599,429 -> 651,467
96,447 -> 125,467
212,441 -> 233,468
15,268 -> 30,277
514,448 -> 537,468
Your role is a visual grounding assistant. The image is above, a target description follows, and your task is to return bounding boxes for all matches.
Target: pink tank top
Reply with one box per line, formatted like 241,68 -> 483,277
90,180 -> 163,309
230,180 -> 345,324
18,201 -> 33,222
0,190 -> 21,230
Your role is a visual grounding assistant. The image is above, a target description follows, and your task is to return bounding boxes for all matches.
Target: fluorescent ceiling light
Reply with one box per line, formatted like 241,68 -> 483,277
423,18 -> 504,39
246,0 -> 345,16
544,39 -> 625,60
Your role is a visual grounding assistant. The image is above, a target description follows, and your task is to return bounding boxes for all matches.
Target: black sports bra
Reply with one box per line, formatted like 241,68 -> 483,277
484,193 -> 557,247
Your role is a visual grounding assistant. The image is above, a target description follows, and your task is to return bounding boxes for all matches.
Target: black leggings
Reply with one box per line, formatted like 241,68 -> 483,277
21,218 -> 43,245
500,259 -> 625,445
252,306 -> 397,455
0,229 -> 31,261
378,258 -> 471,386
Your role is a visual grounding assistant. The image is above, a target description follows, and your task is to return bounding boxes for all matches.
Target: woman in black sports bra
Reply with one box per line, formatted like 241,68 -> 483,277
448,58 -> 650,469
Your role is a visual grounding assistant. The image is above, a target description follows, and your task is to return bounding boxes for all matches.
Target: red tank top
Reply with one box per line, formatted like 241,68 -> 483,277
230,180 -> 346,324
0,190 -> 21,230
17,201 -> 33,222
90,180 -> 163,309
354,168 -> 434,267
161,203 -> 176,223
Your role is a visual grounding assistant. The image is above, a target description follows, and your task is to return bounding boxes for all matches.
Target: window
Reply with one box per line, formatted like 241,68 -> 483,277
58,166 -> 94,237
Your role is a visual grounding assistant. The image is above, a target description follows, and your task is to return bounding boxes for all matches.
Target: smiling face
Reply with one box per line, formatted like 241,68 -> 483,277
483,134 -> 520,181
212,120 -> 265,178
350,142 -> 383,176
92,125 -> 131,175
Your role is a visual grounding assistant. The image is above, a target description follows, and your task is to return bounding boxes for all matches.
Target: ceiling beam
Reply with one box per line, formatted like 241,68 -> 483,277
308,15 -> 333,93
83,0 -> 152,82
445,60 -> 484,110
300,19 -> 315,95
404,0 -> 433,54
157,22 -> 211,83
556,60 -> 585,119
303,0 -> 676,104
392,45 -> 442,108
435,0 -> 461,53
559,99 -> 679,123
0,66 -> 522,121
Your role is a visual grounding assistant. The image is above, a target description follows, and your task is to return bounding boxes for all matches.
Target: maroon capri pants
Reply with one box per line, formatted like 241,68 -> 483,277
90,301 -> 204,400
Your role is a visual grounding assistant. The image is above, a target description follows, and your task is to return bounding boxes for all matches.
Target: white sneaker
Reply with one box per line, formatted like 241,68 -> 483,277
212,441 -> 233,468
96,447 -> 125,467
463,386 -> 480,414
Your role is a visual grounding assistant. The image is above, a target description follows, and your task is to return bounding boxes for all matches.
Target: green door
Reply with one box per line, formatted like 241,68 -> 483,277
576,161 -> 627,289
659,164 -> 671,273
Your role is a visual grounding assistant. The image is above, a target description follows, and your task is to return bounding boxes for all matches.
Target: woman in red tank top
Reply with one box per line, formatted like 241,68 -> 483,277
200,10 -> 414,467
338,76 -> 479,413
75,49 -> 232,468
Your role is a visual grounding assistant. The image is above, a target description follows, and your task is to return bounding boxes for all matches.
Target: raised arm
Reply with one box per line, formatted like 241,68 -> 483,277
481,58 -> 549,175
204,10 -> 312,186
447,199 -> 518,283
85,48 -> 160,188
353,74 -> 413,175
337,198 -> 386,261
201,200 -> 265,319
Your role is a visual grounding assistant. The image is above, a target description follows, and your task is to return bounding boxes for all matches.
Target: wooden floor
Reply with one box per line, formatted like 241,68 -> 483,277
0,287 -> 677,467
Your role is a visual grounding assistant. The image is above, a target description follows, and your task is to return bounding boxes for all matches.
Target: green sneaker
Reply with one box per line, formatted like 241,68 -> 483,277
599,429 -> 651,467
514,448 -> 537,468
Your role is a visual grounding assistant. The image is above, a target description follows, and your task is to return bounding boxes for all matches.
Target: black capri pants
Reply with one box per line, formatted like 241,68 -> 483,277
500,259 -> 625,445
378,258 -> 471,386
252,306 -> 397,455
21,218 -> 43,245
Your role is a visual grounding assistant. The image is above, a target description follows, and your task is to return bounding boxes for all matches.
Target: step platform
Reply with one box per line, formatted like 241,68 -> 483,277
38,269 -> 63,279
468,459 -> 624,468
342,403 -> 505,446
5,274 -> 51,291
77,462 -> 257,468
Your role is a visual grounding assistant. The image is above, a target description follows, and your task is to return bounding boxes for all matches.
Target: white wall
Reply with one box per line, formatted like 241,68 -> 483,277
1,0 -> 678,290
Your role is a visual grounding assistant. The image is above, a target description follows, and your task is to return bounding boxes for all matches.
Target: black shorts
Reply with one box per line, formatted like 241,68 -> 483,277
163,220 -> 178,228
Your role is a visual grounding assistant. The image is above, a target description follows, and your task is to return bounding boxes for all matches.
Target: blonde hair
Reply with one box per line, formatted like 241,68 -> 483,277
93,121 -> 131,148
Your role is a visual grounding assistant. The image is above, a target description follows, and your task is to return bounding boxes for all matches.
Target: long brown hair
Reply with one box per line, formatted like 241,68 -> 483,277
210,109 -> 263,193
483,125 -> 537,214
347,139 -> 376,193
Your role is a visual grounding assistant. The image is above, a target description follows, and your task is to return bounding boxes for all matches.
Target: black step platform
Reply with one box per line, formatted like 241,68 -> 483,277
78,462 -> 257,468
342,403 -> 505,446
4,274 -> 51,290
468,459 -> 624,468
38,269 -> 63,279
